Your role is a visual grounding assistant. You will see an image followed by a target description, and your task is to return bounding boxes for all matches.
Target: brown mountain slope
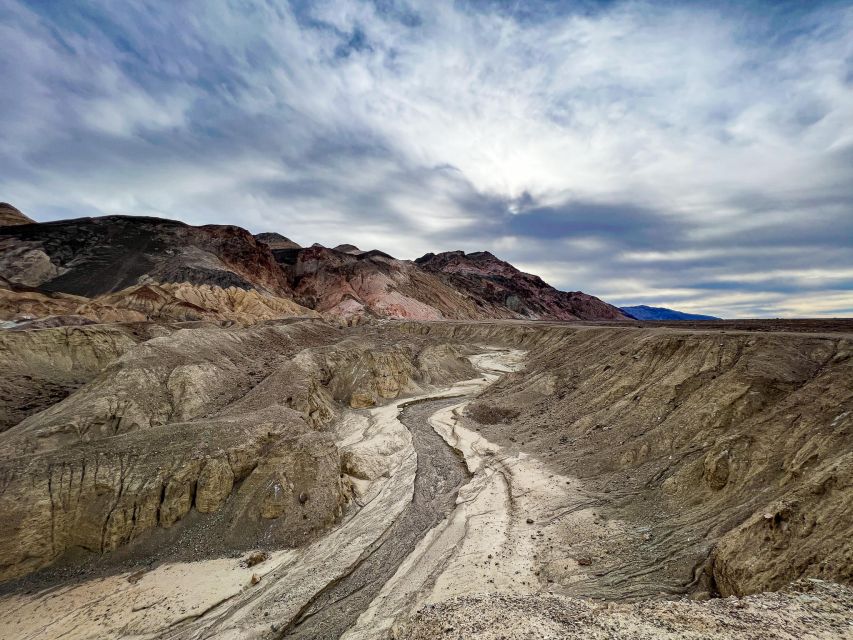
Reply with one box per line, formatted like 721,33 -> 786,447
0,202 -> 34,226
416,250 -> 628,321
271,244 -> 628,322
273,244 -> 489,320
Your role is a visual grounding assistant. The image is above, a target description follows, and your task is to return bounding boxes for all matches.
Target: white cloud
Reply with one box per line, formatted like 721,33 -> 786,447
0,0 -> 851,318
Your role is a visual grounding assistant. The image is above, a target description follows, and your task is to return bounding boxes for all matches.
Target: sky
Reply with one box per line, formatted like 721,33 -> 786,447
1,0 -> 852,318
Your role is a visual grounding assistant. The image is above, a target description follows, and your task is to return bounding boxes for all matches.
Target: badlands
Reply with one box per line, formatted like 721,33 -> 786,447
0,209 -> 851,639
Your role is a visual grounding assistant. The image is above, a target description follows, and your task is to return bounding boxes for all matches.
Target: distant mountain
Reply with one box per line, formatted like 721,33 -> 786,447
416,251 -> 629,321
332,243 -> 364,255
620,305 -> 721,321
0,206 -> 630,323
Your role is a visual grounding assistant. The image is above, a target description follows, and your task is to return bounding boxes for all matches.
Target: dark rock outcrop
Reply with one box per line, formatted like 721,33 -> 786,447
0,216 -> 292,297
255,232 -> 302,250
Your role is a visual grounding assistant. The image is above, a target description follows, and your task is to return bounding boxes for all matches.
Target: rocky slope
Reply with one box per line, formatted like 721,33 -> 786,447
1,328 -> 850,640
0,215 -> 291,297
0,320 -> 478,580
273,244 -> 489,320
272,244 -> 628,322
0,202 -> 34,226
416,251 -> 628,321
399,320 -> 853,600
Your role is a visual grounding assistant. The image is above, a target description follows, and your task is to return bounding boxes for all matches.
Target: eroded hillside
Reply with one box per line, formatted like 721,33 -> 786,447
400,321 -> 853,599
0,320 -> 478,581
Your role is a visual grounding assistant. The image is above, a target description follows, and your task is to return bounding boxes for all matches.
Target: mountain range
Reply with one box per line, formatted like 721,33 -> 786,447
0,206 -> 629,325
620,305 -> 721,321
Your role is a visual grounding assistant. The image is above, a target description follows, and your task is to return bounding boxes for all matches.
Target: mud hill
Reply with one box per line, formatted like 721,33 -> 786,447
0,318 -> 849,640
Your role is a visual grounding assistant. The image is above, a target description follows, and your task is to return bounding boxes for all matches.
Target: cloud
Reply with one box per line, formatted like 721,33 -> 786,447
0,0 -> 851,317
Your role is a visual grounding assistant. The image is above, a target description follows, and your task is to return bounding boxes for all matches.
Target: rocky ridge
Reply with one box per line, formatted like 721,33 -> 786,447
416,250 -> 627,321
0,215 -> 291,297
0,205 -> 628,324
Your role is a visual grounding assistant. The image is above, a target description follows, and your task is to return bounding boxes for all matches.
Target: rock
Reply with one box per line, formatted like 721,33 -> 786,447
0,202 -> 35,226
245,551 -> 269,567
159,462 -> 202,528
251,573 -> 261,585
703,449 -> 731,490
0,214 -> 294,298
349,392 -> 375,408
259,478 -> 291,520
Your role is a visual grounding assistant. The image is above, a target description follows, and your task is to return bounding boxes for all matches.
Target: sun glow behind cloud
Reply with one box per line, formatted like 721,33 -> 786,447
0,0 -> 851,317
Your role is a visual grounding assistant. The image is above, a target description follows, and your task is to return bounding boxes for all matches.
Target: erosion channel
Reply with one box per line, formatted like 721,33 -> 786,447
283,396 -> 470,639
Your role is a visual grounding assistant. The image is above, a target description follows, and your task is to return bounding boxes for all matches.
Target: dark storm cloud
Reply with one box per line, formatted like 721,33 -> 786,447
0,0 -> 851,317
505,203 -> 686,250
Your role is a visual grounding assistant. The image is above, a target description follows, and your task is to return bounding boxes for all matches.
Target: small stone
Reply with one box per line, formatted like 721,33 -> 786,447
251,573 -> 261,585
576,556 -> 593,566
526,518 -> 534,524
245,550 -> 269,567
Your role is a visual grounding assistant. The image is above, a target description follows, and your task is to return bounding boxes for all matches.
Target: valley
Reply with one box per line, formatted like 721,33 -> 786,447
0,211 -> 851,638
0,318 -> 850,639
